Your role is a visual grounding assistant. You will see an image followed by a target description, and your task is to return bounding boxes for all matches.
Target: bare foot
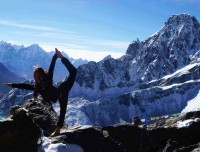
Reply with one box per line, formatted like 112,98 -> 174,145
55,48 -> 63,58
50,127 -> 61,137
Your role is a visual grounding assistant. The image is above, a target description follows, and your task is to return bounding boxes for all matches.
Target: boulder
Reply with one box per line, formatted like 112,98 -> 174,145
0,96 -> 59,152
0,107 -> 40,152
54,125 -> 125,152
22,96 -> 58,135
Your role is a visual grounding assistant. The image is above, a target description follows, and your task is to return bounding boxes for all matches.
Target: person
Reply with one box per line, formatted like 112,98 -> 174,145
4,48 -> 77,136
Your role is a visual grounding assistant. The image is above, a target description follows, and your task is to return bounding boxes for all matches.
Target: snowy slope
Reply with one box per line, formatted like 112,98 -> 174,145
181,90 -> 200,113
0,80 -> 33,116
0,62 -> 24,98
62,80 -> 200,126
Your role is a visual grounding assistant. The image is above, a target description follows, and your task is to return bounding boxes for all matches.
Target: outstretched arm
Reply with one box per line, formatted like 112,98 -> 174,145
48,53 -> 57,80
4,83 -> 34,90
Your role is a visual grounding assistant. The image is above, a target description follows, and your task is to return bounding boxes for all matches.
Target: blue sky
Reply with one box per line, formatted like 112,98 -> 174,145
0,0 -> 200,61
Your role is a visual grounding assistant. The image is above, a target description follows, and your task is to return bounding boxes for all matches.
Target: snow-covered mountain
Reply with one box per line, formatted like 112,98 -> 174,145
0,41 -> 88,82
0,80 -> 33,116
71,13 -> 200,100
1,13 -> 200,126
64,63 -> 200,126
0,62 -> 24,99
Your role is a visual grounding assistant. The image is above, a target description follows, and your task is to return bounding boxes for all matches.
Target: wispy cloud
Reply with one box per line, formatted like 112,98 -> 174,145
0,20 -> 75,34
1,20 -> 129,61
38,42 -> 125,61
89,40 -> 130,49
8,30 -> 129,51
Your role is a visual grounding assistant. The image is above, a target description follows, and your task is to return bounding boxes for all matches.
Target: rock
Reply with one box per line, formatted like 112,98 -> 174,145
149,118 -> 200,151
22,96 -> 59,135
49,124 -> 158,152
163,139 -> 182,152
192,143 -> 200,152
2,95 -> 200,152
103,124 -> 158,152
0,96 -> 60,152
50,135 -> 68,144
182,111 -> 200,120
62,125 -> 125,152
132,116 -> 143,126
0,109 -> 41,152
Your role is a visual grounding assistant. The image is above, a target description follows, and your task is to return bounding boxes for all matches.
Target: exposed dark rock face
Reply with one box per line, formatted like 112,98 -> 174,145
0,107 -> 41,152
22,97 -> 59,135
103,124 -> 157,152
62,126 -> 126,152
0,97 -> 58,152
149,122 -> 200,151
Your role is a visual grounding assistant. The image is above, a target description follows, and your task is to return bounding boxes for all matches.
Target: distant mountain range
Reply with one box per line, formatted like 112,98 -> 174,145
0,41 -> 88,82
1,13 -> 200,126
0,41 -> 88,98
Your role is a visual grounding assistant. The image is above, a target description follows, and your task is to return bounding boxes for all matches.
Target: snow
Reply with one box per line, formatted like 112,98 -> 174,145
177,118 -> 200,128
161,80 -> 200,90
163,63 -> 199,80
38,136 -> 84,152
181,90 -> 200,113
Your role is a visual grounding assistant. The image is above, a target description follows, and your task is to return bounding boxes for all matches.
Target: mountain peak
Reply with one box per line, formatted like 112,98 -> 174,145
165,13 -> 199,26
0,40 -> 10,46
126,38 -> 141,56
28,44 -> 40,49
102,55 -> 112,60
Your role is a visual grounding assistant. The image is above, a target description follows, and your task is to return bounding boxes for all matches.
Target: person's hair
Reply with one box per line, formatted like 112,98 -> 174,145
33,66 -> 49,98
34,66 -> 48,77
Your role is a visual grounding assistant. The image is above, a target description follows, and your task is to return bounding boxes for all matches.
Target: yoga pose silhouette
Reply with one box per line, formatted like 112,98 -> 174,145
4,48 -> 77,136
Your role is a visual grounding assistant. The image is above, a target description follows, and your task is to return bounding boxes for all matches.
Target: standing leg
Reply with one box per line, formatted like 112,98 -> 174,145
56,57 -> 76,127
51,50 -> 76,136
57,96 -> 68,128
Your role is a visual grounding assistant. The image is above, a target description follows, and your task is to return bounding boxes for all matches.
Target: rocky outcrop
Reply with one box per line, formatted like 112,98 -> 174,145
1,97 -> 200,152
0,107 -> 41,152
21,97 -> 59,135
51,112 -> 200,152
0,97 -> 58,152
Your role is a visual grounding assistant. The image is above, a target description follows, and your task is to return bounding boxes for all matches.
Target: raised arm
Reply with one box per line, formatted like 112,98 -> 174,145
48,53 -> 57,80
56,49 -> 77,92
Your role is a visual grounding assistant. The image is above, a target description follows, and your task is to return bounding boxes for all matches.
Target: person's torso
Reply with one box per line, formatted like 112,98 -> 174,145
37,77 -> 59,102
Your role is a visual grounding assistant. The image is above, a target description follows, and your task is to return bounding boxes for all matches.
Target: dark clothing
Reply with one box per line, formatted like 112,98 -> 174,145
11,55 -> 77,127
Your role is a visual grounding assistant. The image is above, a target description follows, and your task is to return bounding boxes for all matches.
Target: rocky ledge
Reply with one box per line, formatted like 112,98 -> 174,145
0,97 -> 200,152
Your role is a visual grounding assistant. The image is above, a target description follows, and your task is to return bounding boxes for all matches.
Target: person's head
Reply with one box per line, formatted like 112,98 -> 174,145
33,66 -> 47,82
